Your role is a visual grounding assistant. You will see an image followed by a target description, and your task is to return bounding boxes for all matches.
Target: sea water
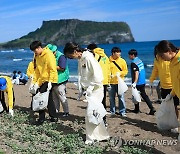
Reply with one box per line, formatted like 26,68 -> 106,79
0,40 -> 180,85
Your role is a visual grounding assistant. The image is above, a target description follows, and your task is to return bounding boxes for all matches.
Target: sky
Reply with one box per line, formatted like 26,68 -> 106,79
0,0 -> 180,43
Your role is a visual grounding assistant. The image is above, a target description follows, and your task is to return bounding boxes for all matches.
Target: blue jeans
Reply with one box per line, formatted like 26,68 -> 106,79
109,84 -> 126,114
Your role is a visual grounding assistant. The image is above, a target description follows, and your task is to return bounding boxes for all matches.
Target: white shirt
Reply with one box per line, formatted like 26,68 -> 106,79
78,50 -> 103,89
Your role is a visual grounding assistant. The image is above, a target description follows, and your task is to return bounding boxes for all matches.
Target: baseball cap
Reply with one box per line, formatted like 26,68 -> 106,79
0,77 -> 7,91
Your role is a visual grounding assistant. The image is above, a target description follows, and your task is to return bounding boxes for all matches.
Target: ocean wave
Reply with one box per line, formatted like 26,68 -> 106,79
146,64 -> 154,67
13,59 -> 22,61
1,50 -> 14,53
18,49 -> 25,52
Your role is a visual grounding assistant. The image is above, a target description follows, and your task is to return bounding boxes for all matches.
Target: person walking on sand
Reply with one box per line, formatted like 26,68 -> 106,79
63,42 -> 109,144
128,49 -> 156,115
29,41 -> 58,125
87,43 -> 110,126
47,44 -> 70,117
108,47 -> 128,117
0,76 -> 15,116
149,47 -> 179,133
155,40 -> 180,141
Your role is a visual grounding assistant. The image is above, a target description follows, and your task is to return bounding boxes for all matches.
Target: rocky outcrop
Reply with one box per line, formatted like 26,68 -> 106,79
0,19 -> 135,49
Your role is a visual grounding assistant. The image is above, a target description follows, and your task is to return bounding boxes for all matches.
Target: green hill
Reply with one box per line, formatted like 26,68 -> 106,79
0,19 -> 134,49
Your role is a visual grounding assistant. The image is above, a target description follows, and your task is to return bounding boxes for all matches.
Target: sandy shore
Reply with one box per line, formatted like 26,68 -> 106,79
13,82 -> 180,153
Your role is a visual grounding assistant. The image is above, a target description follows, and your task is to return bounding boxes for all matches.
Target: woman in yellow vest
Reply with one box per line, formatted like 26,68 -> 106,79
155,40 -> 180,141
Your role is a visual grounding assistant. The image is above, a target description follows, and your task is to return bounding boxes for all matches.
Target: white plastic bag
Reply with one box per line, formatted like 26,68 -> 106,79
132,87 -> 141,103
117,76 -> 128,95
0,101 -> 4,113
156,97 -> 179,130
32,90 -> 50,111
86,88 -> 106,125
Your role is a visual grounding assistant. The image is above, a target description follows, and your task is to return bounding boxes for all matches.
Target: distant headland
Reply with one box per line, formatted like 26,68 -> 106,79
0,19 -> 134,49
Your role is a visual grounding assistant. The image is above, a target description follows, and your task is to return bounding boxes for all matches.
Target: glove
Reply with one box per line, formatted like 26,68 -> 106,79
165,94 -> 173,102
85,86 -> 94,96
29,83 -> 39,94
48,82 -> 52,90
9,109 -> 14,116
107,84 -> 111,91
77,88 -> 85,100
30,75 -> 33,80
116,72 -> 121,77
149,82 -> 153,96
149,82 -> 153,88
132,82 -> 136,88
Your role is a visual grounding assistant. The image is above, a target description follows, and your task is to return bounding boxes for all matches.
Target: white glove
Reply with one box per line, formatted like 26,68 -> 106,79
9,109 -> 14,116
29,83 -> 39,94
165,94 -> 173,102
149,82 -> 153,96
48,82 -> 52,90
149,82 -> 153,88
30,75 -> 33,80
132,82 -> 136,88
85,86 -> 94,96
116,72 -> 121,77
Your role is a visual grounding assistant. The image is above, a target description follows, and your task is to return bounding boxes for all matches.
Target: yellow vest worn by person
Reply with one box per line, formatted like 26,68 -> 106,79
170,50 -> 180,98
33,47 -> 58,86
109,56 -> 128,84
149,57 -> 172,89
0,76 -> 14,109
93,48 -> 110,85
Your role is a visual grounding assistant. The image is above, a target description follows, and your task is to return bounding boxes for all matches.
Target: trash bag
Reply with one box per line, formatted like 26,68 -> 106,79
132,87 -> 141,103
117,76 -> 128,95
156,97 -> 179,130
32,90 -> 50,111
86,88 -> 106,125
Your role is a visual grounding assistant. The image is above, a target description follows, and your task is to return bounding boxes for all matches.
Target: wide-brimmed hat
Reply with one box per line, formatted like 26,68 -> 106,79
0,77 -> 7,91
47,44 -> 57,52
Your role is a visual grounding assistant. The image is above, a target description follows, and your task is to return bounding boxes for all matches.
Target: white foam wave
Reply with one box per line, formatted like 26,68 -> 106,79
13,59 -> 22,61
146,64 -> 154,67
1,50 -> 14,53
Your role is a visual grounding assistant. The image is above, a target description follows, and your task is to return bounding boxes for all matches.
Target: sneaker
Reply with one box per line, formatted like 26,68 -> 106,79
50,117 -> 58,122
85,140 -> 93,145
149,108 -> 156,115
132,109 -> 140,114
62,113 -> 69,117
171,128 -> 179,133
121,113 -> 127,117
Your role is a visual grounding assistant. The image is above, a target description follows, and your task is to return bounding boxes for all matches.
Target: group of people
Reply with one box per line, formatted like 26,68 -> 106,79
12,70 -> 29,85
0,40 -> 179,143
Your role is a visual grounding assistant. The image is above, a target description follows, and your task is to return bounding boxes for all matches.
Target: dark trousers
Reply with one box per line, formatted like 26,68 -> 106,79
38,82 -> 57,121
0,90 -> 15,112
20,79 -> 28,85
102,85 -> 107,122
136,84 -> 154,110
161,88 -> 179,106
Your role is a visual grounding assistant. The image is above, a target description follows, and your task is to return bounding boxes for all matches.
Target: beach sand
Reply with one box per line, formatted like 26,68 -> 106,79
12,82 -> 180,153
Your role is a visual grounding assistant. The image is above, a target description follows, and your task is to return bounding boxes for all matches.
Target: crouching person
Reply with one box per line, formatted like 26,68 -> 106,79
0,76 -> 15,116
63,42 -> 109,144
29,41 -> 58,125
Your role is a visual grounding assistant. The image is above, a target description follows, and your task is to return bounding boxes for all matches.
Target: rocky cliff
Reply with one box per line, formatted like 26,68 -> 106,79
0,19 -> 135,49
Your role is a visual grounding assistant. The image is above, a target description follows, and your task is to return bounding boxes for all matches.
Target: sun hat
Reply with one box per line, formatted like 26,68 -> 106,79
47,44 -> 57,52
0,77 -> 7,91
